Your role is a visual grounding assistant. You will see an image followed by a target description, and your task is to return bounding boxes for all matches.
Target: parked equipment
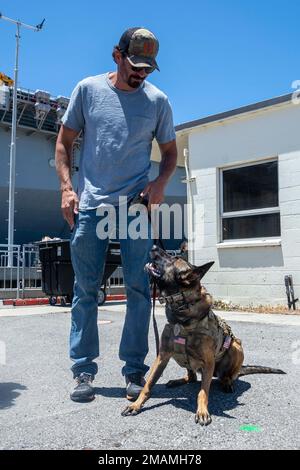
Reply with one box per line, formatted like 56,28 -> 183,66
37,239 -> 121,306
284,275 -> 299,310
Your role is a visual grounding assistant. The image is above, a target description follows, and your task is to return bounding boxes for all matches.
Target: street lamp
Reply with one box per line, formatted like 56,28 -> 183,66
0,13 -> 45,266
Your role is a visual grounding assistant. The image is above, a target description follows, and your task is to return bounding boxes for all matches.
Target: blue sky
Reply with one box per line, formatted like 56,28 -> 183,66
0,0 -> 299,125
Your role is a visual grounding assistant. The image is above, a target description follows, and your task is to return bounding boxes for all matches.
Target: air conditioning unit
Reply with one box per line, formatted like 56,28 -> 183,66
56,95 -> 69,123
34,89 -> 50,103
35,102 -> 51,120
34,90 -> 51,121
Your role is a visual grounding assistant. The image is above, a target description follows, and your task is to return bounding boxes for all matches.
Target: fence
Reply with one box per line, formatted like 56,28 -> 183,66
0,244 -> 42,299
21,244 -> 42,291
106,266 -> 124,292
0,244 -> 21,299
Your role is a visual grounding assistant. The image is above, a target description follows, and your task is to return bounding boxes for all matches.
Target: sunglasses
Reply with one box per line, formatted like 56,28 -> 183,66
125,56 -> 156,74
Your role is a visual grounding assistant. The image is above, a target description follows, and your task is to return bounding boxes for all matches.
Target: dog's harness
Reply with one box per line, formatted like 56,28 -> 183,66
172,323 -> 193,369
164,310 -> 236,369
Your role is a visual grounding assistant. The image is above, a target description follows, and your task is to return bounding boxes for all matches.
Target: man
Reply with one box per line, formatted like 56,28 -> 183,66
55,27 -> 177,402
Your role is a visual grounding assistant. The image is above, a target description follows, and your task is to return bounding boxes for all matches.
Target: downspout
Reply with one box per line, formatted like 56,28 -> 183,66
183,147 -> 196,265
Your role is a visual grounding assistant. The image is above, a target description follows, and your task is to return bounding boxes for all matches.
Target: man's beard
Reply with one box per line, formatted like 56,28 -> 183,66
127,74 -> 145,89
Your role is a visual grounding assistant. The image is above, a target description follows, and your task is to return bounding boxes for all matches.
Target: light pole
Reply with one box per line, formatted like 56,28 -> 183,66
0,13 -> 45,266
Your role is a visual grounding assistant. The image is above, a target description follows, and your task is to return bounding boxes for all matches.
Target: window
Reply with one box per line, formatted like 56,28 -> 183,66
220,160 -> 280,241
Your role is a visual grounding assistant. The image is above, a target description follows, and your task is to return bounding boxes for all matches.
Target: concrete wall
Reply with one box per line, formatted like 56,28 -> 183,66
188,101 -> 300,306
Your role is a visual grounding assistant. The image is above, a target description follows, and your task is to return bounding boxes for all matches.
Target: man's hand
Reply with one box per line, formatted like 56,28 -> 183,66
141,176 -> 167,210
141,139 -> 177,210
61,189 -> 79,229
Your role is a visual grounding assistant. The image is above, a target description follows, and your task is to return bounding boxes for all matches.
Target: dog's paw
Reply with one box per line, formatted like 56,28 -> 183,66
121,405 -> 141,417
195,410 -> 212,426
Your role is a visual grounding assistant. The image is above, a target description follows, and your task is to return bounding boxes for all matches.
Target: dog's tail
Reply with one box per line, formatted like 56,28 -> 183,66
238,365 -> 286,376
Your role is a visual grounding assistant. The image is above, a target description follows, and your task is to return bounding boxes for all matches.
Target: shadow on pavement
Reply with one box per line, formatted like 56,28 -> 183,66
94,386 -> 124,398
0,382 -> 27,410
95,378 -> 251,419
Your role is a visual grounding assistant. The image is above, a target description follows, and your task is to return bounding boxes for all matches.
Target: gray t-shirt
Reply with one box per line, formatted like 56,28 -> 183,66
62,73 -> 176,209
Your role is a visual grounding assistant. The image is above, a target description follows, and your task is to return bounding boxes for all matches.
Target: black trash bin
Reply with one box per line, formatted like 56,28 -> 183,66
36,239 -> 121,306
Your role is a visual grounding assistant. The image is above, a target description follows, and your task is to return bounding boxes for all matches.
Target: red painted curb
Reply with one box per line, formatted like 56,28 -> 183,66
106,294 -> 127,301
2,295 -> 128,307
13,298 -> 50,307
2,300 -> 15,306
2,293 -> 158,307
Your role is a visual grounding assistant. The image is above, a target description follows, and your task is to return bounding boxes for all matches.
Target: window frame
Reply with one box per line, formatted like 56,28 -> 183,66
218,158 -> 280,243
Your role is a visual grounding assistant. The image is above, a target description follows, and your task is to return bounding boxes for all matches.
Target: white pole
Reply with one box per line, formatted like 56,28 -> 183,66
7,22 -> 20,266
184,148 -> 196,265
0,13 -> 44,266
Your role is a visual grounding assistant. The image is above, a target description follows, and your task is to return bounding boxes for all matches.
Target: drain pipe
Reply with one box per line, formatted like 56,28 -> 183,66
183,148 -> 196,265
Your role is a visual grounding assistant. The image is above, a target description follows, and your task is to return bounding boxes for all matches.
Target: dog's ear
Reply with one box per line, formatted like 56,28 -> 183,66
182,261 -> 214,284
196,261 -> 214,279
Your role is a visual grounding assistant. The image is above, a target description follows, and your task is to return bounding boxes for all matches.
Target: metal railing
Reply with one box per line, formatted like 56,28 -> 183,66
107,266 -> 124,288
0,243 -> 41,299
0,244 -> 21,298
21,244 -> 42,293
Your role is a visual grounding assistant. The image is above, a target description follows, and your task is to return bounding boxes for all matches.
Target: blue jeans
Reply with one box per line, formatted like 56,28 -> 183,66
69,205 -> 153,379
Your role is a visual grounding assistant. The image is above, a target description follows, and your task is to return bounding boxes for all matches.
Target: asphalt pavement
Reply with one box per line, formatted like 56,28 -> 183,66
0,303 -> 299,450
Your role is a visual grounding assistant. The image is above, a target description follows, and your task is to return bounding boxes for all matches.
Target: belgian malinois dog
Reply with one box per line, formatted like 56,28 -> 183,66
122,245 -> 285,425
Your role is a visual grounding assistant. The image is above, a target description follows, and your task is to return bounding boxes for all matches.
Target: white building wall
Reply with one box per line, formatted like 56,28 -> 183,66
188,101 -> 300,306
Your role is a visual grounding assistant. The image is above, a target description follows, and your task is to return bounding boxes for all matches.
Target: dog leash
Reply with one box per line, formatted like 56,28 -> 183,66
130,194 -> 163,357
146,206 -> 164,358
151,279 -> 160,357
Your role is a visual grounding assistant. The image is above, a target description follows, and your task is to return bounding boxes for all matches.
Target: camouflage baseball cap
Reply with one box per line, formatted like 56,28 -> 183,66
118,27 -> 160,71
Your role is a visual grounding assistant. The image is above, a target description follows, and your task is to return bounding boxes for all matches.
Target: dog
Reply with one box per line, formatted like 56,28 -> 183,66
122,245 -> 285,425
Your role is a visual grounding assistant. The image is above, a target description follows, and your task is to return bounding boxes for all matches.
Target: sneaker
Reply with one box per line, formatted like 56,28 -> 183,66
125,373 -> 146,401
70,372 -> 95,402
